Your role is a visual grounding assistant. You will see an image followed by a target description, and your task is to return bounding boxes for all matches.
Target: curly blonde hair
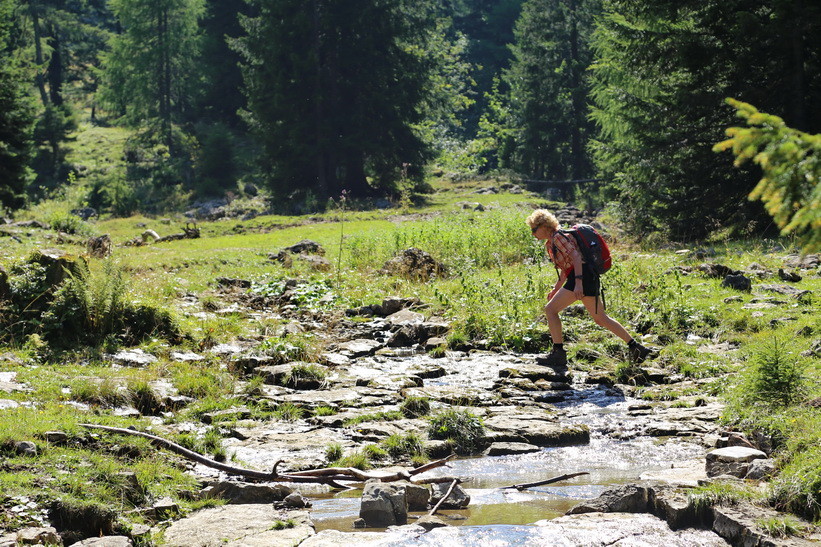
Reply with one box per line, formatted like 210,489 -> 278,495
525,209 -> 559,232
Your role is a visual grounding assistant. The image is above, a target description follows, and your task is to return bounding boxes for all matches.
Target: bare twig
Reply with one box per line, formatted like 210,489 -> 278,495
428,479 -> 458,516
500,471 -> 589,491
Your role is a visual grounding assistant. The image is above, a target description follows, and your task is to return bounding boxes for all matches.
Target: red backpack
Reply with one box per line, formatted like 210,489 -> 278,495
555,224 -> 612,276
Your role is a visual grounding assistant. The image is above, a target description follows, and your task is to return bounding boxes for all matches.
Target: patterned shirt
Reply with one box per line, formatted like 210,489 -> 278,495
547,231 -> 582,276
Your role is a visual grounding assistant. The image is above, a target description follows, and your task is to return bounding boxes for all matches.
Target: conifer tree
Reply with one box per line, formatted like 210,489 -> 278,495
100,0 -> 204,152
505,0 -> 598,180
589,0 -> 821,239
236,0 -> 435,200
0,0 -> 35,210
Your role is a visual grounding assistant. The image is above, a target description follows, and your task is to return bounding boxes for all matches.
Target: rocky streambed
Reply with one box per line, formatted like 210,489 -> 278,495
151,341 -> 782,546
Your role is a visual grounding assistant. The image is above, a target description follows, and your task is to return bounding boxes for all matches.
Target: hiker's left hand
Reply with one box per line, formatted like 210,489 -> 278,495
574,284 -> 584,301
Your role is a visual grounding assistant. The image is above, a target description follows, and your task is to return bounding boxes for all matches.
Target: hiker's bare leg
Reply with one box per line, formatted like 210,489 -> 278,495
545,288 -> 577,343
581,295 -> 632,343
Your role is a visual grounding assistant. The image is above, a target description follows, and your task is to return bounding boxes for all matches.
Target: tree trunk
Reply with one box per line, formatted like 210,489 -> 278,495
28,0 -> 50,107
343,151 -> 371,198
788,0 -> 807,131
568,0 -> 586,180
312,0 -> 328,197
46,23 -> 63,106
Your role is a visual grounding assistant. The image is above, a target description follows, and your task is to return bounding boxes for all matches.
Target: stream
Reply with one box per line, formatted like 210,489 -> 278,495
306,351 -> 710,538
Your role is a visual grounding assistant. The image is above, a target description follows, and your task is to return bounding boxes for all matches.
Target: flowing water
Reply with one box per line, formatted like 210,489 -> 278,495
309,352 -> 706,536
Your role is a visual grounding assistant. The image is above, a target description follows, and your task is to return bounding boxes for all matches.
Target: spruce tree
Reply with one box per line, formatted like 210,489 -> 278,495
100,0 -> 204,151
0,0 -> 35,210
236,0 -> 435,201
589,0 -> 821,239
505,0 -> 598,180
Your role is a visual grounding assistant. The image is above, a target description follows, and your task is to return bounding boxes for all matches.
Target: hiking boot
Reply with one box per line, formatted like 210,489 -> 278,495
628,341 -> 652,364
537,345 -> 567,367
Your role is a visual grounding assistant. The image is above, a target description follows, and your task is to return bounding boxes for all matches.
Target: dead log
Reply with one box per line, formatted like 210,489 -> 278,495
500,471 -> 589,491
79,423 -> 458,485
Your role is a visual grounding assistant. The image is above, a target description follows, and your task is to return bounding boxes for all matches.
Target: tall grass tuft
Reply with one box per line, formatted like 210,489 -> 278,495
427,408 -> 484,454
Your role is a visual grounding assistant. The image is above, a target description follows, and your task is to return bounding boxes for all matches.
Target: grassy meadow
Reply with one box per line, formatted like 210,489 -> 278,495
1,180 -> 820,533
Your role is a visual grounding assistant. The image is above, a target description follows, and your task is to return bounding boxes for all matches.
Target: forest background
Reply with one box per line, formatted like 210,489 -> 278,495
0,0 -> 820,243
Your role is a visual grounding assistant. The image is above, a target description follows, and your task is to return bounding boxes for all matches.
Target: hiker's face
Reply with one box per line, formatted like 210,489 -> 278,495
531,224 -> 549,240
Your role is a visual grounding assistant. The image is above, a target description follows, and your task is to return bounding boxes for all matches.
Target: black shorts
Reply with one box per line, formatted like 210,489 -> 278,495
562,263 -> 600,297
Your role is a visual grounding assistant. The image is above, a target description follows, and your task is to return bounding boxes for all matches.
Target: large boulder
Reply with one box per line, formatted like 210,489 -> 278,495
430,481 -> 470,509
359,481 -> 408,527
705,446 -> 767,478
380,248 -> 446,281
567,484 -> 653,515
161,506 -> 314,546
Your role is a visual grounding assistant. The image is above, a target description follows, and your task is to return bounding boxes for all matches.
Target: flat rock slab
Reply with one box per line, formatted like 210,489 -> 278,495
534,512 -> 730,546
160,506 -> 313,547
499,362 -> 570,383
273,386 -> 401,408
111,349 -> 157,367
0,399 -> 20,410
0,371 -> 26,393
335,339 -> 383,358
713,502 -> 814,547
483,413 -> 590,447
484,442 -> 542,456
639,461 -> 706,487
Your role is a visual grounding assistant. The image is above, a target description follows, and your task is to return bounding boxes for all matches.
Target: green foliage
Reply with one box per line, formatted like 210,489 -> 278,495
343,410 -> 403,427
427,408 -> 484,454
257,336 -> 315,365
47,210 -> 95,237
688,482 -> 758,512
400,396 -> 431,418
734,338 -> 808,409
589,0 -> 821,240
314,405 -> 337,417
381,432 -> 427,461
0,0 -> 35,211
324,443 -> 343,463
272,403 -> 304,422
235,0 -> 436,200
503,0 -> 597,180
755,516 -> 809,539
715,100 -> 821,253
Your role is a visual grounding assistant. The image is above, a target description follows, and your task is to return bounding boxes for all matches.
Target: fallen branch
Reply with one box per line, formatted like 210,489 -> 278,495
79,424 -> 457,485
500,471 -> 589,491
428,479 -> 458,516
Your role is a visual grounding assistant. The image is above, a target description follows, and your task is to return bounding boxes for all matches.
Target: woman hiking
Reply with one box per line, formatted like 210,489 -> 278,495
526,209 -> 651,366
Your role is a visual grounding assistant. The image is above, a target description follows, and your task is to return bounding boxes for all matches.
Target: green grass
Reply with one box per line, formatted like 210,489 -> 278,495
343,410 -> 404,427
427,408 -> 485,455
3,176 -> 821,530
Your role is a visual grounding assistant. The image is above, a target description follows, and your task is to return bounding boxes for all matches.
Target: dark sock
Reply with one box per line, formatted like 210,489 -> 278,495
627,339 -> 638,347
553,343 -> 564,351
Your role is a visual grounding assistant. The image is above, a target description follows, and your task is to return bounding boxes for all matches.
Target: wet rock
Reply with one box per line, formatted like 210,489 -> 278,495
379,248 -> 447,281
71,537 -> 132,546
400,482 -> 430,511
744,458 -> 776,480
721,274 -> 751,291
425,337 -> 448,351
283,492 -> 311,508
639,461 -> 706,488
320,353 -> 351,367
430,482 -> 470,509
484,442 -> 541,456
567,484 -> 653,514
712,502 -> 810,547
483,414 -> 589,447
705,446 -> 767,478
424,439 -> 453,459
201,481 -> 292,504
500,362 -> 571,383
387,325 -> 424,347
335,339 -> 383,358
111,349 -> 157,367
161,506 -> 313,546
359,481 -> 408,526
535,512 -> 728,546
201,406 -> 251,424
415,515 -> 448,530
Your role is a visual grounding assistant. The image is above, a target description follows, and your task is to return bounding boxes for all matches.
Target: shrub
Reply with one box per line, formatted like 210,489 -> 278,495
314,405 -> 337,416
742,338 -> 808,407
427,408 -> 484,454
273,403 -> 304,422
325,443 -> 343,463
